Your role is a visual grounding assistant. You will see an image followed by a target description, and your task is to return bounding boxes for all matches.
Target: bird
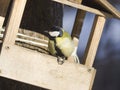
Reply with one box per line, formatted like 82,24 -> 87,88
45,26 -> 80,65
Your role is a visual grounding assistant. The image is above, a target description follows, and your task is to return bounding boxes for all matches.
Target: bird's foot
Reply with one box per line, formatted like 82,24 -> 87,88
57,56 -> 65,65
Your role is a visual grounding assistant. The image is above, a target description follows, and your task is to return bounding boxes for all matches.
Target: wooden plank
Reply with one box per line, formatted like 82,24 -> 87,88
83,15 -> 106,67
71,10 -> 86,57
96,0 -> 120,18
69,1 -> 85,57
1,0 -> 27,52
0,45 -> 96,90
67,0 -> 82,4
71,10 -> 86,39
0,16 -> 4,27
52,0 -> 114,18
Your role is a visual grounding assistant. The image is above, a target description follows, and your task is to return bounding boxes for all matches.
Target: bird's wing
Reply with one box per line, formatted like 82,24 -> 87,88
48,40 -> 57,55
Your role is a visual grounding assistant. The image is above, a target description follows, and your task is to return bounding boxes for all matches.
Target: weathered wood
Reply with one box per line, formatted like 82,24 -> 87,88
1,0 -> 27,53
67,0 -> 82,4
0,45 -> 96,90
71,0 -> 85,39
1,28 -> 48,42
71,10 -> 86,59
0,29 -> 48,51
52,0 -> 114,18
83,15 -> 106,67
72,10 -> 86,39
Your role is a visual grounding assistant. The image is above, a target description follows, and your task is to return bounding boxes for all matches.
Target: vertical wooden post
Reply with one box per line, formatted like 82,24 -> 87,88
71,10 -> 86,46
1,0 -> 27,53
71,0 -> 85,43
70,0 -> 86,58
83,15 -> 106,67
71,10 -> 86,38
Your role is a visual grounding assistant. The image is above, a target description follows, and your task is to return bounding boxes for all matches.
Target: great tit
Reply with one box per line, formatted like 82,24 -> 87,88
45,26 -> 79,64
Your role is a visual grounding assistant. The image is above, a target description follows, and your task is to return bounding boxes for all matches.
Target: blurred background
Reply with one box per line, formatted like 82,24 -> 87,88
63,0 -> 120,90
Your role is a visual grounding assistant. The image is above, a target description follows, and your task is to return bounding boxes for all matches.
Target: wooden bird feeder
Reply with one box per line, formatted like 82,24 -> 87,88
0,0 -> 120,90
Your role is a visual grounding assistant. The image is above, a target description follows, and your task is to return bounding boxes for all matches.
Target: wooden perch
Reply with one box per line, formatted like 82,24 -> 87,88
0,32 -> 48,48
0,45 -> 96,90
16,38 -> 48,47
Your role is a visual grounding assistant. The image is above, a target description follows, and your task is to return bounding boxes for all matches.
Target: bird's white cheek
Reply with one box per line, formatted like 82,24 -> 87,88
49,31 -> 60,37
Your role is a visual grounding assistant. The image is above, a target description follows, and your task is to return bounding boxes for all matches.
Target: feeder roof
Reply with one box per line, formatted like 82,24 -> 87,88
82,0 -> 120,18
52,0 -> 120,19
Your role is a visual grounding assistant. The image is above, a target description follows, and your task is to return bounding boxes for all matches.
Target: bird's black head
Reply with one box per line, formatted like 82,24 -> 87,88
44,26 -> 63,38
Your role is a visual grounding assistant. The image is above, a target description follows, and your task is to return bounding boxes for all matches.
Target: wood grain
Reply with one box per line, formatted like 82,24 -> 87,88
67,0 -> 82,4
0,45 -> 96,90
1,0 -> 27,53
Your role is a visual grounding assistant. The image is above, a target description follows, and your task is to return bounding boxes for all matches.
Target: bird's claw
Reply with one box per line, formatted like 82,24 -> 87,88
57,56 -> 65,65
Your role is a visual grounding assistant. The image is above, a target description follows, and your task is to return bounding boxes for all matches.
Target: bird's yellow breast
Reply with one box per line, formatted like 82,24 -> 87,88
55,31 -> 74,57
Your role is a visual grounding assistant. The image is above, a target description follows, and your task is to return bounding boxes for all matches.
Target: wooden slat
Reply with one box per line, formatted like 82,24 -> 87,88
52,0 -> 114,18
0,45 -> 96,90
1,0 -> 27,53
68,0 -> 85,47
67,0 -> 82,4
96,0 -> 120,18
71,10 -> 86,57
0,28 -> 48,47
83,15 -> 106,67
72,10 -> 86,39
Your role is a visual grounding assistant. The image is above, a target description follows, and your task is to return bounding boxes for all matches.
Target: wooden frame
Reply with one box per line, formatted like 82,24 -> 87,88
83,15 -> 106,67
0,0 -> 119,89
96,0 -> 120,18
53,0 -> 109,17
0,45 -> 96,90
1,0 -> 27,53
